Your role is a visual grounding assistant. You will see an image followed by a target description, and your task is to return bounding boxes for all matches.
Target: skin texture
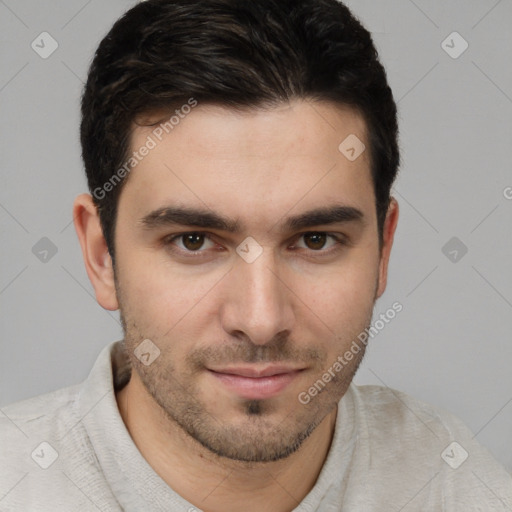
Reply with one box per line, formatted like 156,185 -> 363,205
73,99 -> 399,512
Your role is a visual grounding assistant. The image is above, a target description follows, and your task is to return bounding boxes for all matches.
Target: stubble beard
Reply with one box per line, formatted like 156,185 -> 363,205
115,278 -> 374,463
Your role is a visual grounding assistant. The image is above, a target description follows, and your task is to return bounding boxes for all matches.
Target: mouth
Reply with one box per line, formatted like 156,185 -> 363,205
207,365 -> 305,400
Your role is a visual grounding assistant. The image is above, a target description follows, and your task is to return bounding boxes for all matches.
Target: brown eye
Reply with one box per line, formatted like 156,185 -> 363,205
181,233 -> 206,251
163,231 -> 222,261
303,233 -> 328,250
293,232 -> 346,255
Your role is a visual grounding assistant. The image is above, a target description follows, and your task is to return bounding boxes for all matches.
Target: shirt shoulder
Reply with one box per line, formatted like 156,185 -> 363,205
352,383 -> 473,439
0,383 -> 81,447
345,384 -> 512,510
0,344 -> 126,511
2,382 -> 80,417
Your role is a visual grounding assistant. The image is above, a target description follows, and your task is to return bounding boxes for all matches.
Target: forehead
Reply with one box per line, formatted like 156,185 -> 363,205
119,99 -> 374,226
135,100 -> 368,160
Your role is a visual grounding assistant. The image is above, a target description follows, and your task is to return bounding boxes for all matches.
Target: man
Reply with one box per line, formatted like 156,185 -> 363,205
1,0 -> 511,510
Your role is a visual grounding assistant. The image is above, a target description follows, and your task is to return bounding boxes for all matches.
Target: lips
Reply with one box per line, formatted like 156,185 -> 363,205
207,365 -> 304,400
209,365 -> 302,378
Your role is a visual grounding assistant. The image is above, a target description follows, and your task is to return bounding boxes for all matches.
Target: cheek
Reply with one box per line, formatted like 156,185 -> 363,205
298,282 -> 374,337
116,256 -> 221,336
294,253 -> 379,321
115,253 -> 174,330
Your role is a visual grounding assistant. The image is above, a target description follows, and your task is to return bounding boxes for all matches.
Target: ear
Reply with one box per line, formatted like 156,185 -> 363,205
376,197 -> 399,299
73,194 -> 119,311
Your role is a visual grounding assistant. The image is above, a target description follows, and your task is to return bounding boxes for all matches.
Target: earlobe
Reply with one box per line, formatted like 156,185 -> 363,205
376,197 -> 399,299
73,194 -> 119,311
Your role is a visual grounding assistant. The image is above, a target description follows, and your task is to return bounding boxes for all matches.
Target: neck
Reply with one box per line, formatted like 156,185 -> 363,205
116,374 -> 338,512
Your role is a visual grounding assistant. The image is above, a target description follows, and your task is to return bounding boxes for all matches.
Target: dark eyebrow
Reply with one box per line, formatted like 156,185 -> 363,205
140,206 -> 240,232
283,205 -> 364,232
139,204 -> 364,233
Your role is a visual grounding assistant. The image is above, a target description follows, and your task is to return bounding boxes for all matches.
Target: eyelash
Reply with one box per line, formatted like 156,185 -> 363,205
163,232 -> 348,259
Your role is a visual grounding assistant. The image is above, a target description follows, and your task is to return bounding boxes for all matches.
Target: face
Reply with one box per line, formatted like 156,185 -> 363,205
112,100 -> 387,462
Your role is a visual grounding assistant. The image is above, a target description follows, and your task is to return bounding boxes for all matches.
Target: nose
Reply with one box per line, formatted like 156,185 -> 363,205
219,247 -> 295,346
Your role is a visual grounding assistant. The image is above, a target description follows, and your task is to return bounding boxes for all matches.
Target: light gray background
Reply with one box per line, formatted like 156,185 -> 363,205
1,0 -> 511,471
